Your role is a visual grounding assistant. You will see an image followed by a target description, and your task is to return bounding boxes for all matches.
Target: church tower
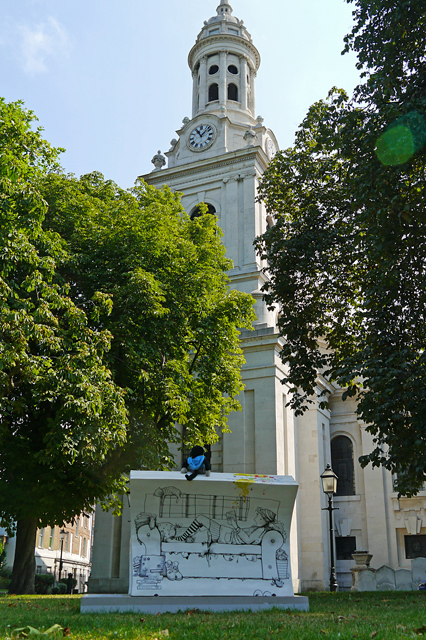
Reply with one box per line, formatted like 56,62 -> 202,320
88,2 -> 417,597
90,1 -> 376,596
137,1 -> 309,590
139,0 -> 305,582
142,0 -> 279,335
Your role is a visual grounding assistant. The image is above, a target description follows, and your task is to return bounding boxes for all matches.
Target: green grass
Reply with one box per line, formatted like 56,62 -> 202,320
0,592 -> 426,639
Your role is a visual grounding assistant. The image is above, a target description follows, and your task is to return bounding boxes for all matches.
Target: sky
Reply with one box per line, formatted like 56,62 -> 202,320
0,0 -> 361,189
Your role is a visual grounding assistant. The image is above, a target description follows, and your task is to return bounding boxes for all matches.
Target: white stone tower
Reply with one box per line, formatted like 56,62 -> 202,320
140,0 -> 291,480
91,1 -> 379,596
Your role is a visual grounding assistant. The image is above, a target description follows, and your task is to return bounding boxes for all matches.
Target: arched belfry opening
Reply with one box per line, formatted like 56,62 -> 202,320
190,203 -> 217,220
228,83 -> 238,102
208,83 -> 219,102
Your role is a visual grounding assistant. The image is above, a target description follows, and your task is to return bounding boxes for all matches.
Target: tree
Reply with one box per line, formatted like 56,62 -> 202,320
0,99 -> 254,593
41,172 -> 255,462
0,99 -> 129,593
255,0 -> 426,497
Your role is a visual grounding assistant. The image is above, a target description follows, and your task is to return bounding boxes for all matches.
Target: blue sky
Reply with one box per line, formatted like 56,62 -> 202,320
0,0 -> 361,189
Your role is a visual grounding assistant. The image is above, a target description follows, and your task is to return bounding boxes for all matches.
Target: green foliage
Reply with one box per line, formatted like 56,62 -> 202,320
34,575 -> 54,595
41,171 -> 255,471
9,624 -> 63,639
51,583 -> 66,595
0,568 -> 12,579
255,0 -> 426,496
0,541 -> 5,571
0,98 -> 129,536
58,577 -> 76,590
0,96 -> 254,591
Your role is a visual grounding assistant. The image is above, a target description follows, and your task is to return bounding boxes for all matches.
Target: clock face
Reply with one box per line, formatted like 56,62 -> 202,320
265,137 -> 276,160
188,124 -> 215,150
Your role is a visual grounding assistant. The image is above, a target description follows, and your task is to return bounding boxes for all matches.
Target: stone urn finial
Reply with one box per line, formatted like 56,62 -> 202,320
151,150 -> 166,171
244,127 -> 257,146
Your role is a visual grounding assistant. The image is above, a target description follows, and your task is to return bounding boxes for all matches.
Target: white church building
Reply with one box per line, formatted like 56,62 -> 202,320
89,0 -> 426,593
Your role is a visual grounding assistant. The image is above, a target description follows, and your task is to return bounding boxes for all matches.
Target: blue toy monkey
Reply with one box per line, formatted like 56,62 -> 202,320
181,445 -> 211,481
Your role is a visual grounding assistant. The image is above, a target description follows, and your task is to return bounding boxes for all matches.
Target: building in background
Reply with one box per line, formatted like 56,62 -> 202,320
1,513 -> 94,593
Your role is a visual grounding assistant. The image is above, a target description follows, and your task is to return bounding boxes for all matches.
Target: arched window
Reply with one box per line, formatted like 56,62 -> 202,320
190,203 -> 216,220
331,435 -> 356,496
208,83 -> 219,102
228,83 -> 238,101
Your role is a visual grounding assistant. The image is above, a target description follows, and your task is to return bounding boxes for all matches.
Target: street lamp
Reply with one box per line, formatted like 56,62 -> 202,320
58,528 -> 66,582
320,464 -> 339,592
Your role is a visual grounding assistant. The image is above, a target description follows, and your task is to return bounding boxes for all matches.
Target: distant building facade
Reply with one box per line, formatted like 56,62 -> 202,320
1,513 -> 94,593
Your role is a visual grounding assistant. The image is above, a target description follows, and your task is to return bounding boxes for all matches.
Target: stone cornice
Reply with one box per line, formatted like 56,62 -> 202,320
188,35 -> 261,71
139,147 -> 269,186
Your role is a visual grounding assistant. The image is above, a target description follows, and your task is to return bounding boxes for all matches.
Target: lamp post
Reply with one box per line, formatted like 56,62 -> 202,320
320,464 -> 339,592
58,528 -> 66,582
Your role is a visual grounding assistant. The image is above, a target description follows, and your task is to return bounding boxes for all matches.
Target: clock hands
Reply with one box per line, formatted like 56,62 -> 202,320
189,124 -> 214,149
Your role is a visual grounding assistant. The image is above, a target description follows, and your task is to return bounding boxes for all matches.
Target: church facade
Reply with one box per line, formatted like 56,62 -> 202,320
89,1 -> 426,593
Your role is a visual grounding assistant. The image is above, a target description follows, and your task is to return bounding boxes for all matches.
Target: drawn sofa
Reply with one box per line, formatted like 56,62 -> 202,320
134,486 -> 289,587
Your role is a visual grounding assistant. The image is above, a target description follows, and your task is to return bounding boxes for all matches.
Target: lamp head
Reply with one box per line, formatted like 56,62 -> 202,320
321,464 -> 338,495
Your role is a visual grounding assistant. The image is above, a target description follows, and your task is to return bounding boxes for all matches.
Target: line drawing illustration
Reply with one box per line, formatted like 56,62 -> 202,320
132,485 -> 289,592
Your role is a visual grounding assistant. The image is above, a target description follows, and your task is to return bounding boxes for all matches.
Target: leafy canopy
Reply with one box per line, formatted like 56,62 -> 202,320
42,171 -> 255,471
255,0 -> 426,496
0,97 -> 254,535
0,99 -> 129,530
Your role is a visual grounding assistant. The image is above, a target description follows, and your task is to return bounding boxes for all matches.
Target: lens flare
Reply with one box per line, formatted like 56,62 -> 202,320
375,112 -> 426,166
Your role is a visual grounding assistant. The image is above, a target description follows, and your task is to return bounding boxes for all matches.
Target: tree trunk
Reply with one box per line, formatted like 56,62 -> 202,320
8,517 -> 38,594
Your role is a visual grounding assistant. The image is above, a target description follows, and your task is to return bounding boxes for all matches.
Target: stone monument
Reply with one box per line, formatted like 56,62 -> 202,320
81,471 -> 308,613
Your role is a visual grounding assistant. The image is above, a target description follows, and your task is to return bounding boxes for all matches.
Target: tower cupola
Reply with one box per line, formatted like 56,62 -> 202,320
188,1 -> 260,121
216,1 -> 234,18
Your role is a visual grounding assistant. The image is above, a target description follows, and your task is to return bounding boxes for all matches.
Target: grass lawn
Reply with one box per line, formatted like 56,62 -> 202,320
0,592 -> 426,639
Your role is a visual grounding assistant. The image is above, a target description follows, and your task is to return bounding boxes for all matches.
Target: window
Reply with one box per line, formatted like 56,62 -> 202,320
209,65 -> 219,75
65,532 -> 70,553
405,535 -> 426,559
208,83 -> 219,102
209,28 -> 220,35
331,435 -> 356,496
49,528 -> 53,549
228,83 -> 238,101
228,65 -> 239,75
228,28 -> 239,35
336,536 -> 357,560
190,203 -> 216,220
82,537 -> 87,558
75,518 -> 80,538
38,528 -> 44,548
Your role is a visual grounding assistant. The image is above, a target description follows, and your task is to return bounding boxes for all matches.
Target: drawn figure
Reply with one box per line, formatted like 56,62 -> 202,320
181,445 -> 211,481
175,506 -> 286,546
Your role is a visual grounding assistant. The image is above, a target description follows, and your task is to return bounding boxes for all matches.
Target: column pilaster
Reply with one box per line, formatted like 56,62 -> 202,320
199,56 -> 208,111
192,70 -> 198,117
219,50 -> 227,105
240,56 -> 248,111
